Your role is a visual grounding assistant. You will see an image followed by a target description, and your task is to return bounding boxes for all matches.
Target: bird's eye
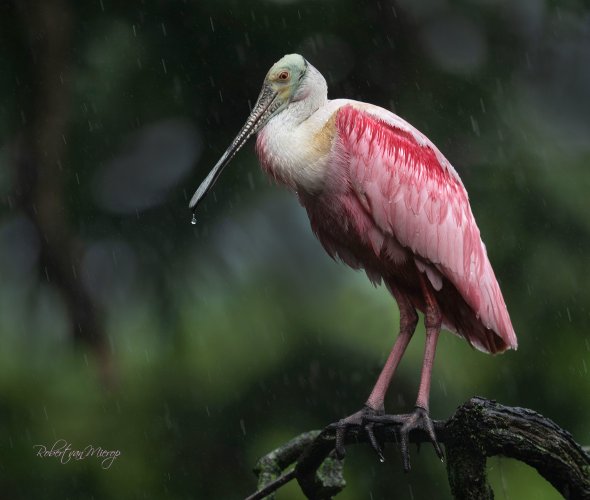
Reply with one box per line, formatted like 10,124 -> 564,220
277,71 -> 290,81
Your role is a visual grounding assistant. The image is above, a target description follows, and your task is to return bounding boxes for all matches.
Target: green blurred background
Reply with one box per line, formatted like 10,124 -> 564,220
0,0 -> 589,498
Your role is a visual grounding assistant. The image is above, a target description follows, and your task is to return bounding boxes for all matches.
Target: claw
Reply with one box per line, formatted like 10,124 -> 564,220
366,423 -> 385,462
399,428 -> 411,471
332,406 -> 385,461
333,406 -> 443,471
365,406 -> 443,471
414,406 -> 444,461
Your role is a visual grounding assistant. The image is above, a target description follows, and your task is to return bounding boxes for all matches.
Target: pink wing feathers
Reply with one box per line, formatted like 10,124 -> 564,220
335,104 -> 517,353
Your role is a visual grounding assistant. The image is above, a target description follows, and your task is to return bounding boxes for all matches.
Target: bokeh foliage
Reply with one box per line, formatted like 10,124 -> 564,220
0,0 -> 588,498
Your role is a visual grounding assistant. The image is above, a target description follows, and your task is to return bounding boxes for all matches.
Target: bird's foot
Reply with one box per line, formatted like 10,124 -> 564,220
367,406 -> 444,472
333,405 -> 386,462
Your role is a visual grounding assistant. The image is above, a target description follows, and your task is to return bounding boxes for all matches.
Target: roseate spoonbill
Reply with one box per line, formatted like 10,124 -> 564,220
189,54 -> 517,470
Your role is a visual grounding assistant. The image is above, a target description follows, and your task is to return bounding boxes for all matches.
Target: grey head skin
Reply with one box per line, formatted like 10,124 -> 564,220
189,54 -> 309,214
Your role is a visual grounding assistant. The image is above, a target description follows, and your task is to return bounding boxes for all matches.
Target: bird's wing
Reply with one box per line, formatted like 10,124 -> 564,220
334,103 -> 517,351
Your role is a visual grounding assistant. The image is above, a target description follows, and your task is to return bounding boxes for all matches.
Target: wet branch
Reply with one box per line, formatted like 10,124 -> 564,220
246,397 -> 590,500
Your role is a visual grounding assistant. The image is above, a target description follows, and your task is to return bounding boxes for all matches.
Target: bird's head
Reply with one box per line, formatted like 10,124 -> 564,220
263,53 -> 309,112
189,54 -> 317,212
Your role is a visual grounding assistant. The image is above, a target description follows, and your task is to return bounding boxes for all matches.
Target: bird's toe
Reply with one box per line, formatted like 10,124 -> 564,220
364,406 -> 443,471
333,406 -> 385,460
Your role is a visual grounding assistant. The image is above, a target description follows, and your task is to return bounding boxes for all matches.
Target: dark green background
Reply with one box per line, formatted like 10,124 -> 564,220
0,0 -> 588,498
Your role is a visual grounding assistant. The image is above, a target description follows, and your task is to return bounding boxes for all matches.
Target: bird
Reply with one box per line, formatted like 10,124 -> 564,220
189,54 -> 517,470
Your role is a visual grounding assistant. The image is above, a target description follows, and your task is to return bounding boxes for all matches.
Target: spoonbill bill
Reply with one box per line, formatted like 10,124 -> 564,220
189,54 -> 517,470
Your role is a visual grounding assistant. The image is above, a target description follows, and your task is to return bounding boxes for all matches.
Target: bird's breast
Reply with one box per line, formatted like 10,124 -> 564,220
255,104 -> 343,194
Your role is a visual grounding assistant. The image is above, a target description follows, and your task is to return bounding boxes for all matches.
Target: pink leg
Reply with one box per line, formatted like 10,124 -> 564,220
365,274 -> 444,470
415,273 -> 442,410
335,286 -> 418,460
335,277 -> 443,469
366,288 -> 418,411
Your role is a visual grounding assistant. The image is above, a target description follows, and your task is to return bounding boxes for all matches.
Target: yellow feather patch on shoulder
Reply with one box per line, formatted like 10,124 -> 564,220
312,112 -> 337,156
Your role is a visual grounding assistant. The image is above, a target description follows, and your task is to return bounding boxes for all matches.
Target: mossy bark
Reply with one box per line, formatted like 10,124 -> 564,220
248,397 -> 590,499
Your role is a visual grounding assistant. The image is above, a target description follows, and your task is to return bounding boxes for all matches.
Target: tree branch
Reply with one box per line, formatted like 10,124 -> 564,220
246,397 -> 590,499
445,397 -> 590,499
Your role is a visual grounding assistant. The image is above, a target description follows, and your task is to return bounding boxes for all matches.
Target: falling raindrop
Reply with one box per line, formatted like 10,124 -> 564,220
191,213 -> 197,225
470,115 -> 480,136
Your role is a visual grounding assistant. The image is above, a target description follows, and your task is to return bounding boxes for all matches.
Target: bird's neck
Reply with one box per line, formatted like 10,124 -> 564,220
280,96 -> 327,127
255,67 -> 331,192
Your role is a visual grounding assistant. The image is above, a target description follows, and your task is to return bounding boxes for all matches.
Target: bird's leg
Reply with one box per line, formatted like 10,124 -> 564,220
368,273 -> 444,471
365,292 -> 419,412
334,288 -> 418,460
